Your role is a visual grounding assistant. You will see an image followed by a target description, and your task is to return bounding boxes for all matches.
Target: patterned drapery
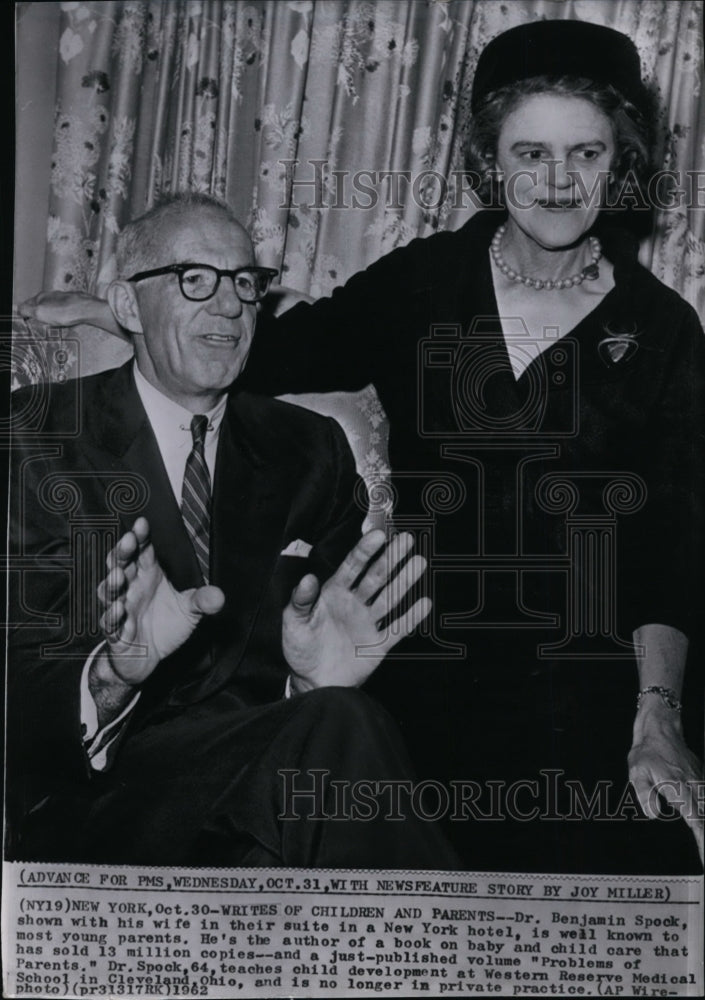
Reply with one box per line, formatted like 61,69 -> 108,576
14,0 -> 705,484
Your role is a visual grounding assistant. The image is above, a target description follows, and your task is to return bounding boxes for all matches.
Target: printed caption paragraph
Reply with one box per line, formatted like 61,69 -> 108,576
2,863 -> 702,998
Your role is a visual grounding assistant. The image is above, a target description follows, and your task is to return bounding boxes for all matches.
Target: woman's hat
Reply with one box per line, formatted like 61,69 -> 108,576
471,20 -> 649,113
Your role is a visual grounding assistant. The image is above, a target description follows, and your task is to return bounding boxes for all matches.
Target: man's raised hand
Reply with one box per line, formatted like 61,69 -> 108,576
283,529 -> 430,693
97,517 -> 224,687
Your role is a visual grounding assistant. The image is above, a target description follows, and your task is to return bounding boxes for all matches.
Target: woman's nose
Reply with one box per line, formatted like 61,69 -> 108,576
545,158 -> 573,190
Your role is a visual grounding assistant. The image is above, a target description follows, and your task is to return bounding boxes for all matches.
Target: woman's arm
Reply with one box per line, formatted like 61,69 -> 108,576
18,291 -> 128,339
17,285 -> 314,337
19,230 -> 425,397
628,623 -> 703,863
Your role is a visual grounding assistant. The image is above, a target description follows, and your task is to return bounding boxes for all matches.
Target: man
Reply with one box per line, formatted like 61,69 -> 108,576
7,192 -> 457,869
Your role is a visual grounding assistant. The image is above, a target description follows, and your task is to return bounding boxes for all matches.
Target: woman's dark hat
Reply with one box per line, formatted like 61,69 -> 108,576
471,20 -> 648,113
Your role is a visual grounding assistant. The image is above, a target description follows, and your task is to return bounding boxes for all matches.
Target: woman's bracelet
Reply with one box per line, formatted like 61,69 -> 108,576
636,686 -> 682,712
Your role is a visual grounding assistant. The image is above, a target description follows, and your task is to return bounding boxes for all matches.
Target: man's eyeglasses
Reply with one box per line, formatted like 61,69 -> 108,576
127,263 -> 279,303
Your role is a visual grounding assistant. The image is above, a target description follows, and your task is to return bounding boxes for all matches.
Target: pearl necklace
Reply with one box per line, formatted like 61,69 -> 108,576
490,224 -> 602,290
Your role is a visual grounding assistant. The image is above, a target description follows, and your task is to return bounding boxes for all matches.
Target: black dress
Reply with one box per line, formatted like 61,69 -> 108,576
243,210 -> 705,873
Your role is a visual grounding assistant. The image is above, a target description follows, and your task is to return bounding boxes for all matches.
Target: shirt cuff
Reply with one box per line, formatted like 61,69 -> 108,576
81,642 -> 140,771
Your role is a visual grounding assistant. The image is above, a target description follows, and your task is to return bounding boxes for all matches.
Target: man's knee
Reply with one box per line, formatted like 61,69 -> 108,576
294,685 -> 391,733
286,685 -> 410,783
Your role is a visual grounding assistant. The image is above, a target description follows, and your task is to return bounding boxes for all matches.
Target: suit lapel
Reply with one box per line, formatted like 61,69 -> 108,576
84,362 -> 201,590
121,431 -> 202,591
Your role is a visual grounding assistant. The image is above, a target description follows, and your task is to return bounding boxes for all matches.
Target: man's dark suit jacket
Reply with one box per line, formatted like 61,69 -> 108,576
7,361 -> 364,859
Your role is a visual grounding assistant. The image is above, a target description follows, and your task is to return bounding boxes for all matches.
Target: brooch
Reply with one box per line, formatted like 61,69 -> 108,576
597,322 -> 641,366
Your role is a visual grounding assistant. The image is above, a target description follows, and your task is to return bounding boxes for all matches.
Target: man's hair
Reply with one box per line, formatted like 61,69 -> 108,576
115,191 -> 242,278
464,75 -> 656,207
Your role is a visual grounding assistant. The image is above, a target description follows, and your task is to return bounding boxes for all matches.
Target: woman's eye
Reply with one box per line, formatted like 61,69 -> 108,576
576,149 -> 600,161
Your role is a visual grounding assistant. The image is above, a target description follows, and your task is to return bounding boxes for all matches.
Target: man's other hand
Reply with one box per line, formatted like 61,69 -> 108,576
283,529 -> 430,693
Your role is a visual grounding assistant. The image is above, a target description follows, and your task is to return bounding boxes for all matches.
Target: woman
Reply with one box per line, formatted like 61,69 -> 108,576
20,20 -> 704,873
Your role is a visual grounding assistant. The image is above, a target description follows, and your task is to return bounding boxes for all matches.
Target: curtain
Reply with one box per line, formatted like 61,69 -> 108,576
14,0 -> 705,483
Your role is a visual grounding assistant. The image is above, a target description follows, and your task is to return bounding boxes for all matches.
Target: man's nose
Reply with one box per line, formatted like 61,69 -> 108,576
208,275 -> 244,317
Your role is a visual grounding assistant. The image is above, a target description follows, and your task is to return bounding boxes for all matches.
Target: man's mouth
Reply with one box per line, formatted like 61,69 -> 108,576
202,334 -> 240,344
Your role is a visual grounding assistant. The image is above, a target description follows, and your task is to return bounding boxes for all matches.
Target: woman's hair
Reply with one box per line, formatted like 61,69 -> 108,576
464,75 -> 656,209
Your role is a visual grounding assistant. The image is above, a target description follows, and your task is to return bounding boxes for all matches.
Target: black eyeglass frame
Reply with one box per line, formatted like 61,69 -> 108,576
127,263 -> 279,302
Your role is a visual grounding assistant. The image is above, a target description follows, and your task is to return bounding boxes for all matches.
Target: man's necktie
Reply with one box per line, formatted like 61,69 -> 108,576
181,414 -> 211,583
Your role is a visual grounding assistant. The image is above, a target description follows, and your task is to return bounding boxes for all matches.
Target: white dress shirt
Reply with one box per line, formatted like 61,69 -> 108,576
132,363 -> 227,502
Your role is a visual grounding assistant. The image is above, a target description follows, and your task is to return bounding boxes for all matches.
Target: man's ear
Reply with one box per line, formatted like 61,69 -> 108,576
107,280 -> 144,335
